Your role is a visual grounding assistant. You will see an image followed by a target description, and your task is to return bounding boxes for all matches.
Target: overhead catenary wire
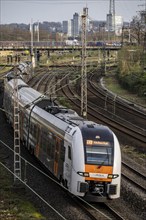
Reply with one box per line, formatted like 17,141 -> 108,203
2,0 -> 141,1
0,161 -> 67,220
25,58 -> 99,107
23,65 -> 80,108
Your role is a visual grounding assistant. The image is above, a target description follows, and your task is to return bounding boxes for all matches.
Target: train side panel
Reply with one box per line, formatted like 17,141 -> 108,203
64,128 -> 86,197
108,133 -> 121,199
3,65 -> 121,202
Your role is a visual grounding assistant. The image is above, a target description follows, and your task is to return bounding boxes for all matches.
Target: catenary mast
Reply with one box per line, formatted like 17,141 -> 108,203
13,69 -> 21,183
81,7 -> 88,118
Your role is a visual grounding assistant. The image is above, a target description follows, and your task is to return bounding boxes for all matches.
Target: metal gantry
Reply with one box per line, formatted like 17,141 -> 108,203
13,69 -> 21,183
81,7 -> 88,118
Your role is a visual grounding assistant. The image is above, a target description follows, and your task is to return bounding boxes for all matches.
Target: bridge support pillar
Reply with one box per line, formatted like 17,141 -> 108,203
31,54 -> 36,68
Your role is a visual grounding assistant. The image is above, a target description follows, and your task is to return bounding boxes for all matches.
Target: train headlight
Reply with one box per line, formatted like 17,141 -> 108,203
108,174 -> 119,179
77,171 -> 89,177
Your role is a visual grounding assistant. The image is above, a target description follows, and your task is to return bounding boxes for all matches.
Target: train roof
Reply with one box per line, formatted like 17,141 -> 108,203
8,78 -> 28,89
55,109 -> 109,131
6,77 -> 111,136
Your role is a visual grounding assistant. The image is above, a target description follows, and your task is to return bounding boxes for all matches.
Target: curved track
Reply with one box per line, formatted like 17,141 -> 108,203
28,68 -> 146,186
25,67 -> 146,219
60,76 -> 146,149
87,73 -> 146,129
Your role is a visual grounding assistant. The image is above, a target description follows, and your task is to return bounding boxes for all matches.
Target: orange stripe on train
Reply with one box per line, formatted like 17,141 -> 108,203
85,164 -> 113,182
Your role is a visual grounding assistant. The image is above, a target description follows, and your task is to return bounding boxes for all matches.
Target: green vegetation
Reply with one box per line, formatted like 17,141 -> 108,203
104,75 -> 146,106
117,46 -> 146,98
121,145 -> 146,166
0,164 -> 46,220
58,96 -> 71,109
0,67 -> 12,74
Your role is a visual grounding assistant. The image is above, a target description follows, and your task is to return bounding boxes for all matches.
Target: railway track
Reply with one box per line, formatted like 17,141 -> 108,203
27,67 -> 50,87
56,75 -> 146,194
27,68 -> 146,190
71,197 -> 125,220
60,76 -> 146,148
23,67 -> 145,219
87,73 -> 146,129
122,161 -> 146,193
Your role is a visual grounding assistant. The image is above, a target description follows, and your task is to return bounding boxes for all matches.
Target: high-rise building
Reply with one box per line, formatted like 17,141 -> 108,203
62,21 -> 68,34
66,12 -> 80,38
73,13 -> 79,38
68,19 -> 73,37
106,14 -> 123,35
106,0 -> 123,36
106,0 -> 115,32
115,15 -> 123,36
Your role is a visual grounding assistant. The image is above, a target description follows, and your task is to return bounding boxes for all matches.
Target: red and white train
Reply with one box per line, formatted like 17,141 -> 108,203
3,64 -> 121,202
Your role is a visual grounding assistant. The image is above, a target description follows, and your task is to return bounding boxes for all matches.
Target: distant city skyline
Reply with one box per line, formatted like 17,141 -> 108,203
0,0 -> 144,25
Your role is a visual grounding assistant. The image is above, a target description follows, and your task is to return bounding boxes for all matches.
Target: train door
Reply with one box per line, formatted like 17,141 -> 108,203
64,141 -> 72,189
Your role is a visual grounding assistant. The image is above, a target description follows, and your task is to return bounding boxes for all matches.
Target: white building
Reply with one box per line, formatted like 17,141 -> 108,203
67,13 -> 81,38
106,14 -> 123,36
115,15 -> 123,36
67,19 -> 73,37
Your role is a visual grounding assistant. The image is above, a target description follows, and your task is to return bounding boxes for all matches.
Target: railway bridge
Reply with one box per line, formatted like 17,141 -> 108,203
0,41 -> 121,52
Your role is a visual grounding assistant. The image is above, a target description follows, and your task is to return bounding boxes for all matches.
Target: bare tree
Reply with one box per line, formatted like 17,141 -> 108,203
130,15 -> 145,45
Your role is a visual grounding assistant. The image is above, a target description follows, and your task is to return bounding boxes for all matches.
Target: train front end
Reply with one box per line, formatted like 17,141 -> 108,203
74,123 -> 121,202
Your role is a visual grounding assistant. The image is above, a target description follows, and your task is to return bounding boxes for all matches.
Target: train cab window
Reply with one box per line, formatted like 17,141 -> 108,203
85,144 -> 113,166
68,146 -> 72,160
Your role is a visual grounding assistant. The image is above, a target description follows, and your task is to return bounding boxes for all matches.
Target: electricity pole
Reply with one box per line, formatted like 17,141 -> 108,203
81,7 -> 88,118
30,19 -> 35,68
37,20 -> 40,42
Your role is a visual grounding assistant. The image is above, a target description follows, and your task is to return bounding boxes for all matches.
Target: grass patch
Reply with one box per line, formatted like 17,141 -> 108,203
122,145 -> 146,160
58,96 -> 71,108
0,164 -> 46,220
104,75 -> 146,107
0,67 -> 12,74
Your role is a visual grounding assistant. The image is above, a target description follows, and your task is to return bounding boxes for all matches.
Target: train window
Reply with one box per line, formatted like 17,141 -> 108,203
40,130 -> 48,152
50,135 -> 55,158
47,139 -> 51,156
60,142 -> 65,161
33,124 -> 37,138
30,123 -> 33,133
23,115 -> 28,128
85,146 -> 113,166
54,152 -> 58,162
56,140 -> 60,152
48,131 -> 53,139
68,146 -> 72,160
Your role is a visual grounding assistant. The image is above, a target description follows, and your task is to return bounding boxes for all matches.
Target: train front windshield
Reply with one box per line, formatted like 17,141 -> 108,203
81,125 -> 114,166
85,141 -> 113,165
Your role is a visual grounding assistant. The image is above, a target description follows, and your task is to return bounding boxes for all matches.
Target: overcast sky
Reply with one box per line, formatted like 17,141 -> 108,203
0,0 -> 144,24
